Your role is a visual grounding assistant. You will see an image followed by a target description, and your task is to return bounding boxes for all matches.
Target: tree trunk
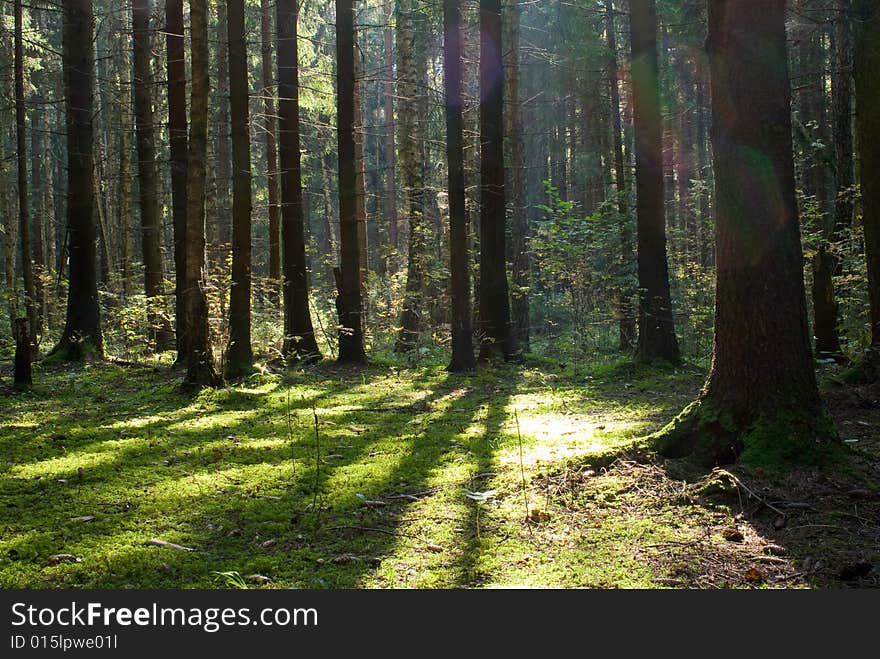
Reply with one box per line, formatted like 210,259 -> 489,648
395,0 -> 429,352
506,0 -> 529,352
213,0 -> 232,291
353,20 -> 369,303
630,0 -> 679,364
116,17 -> 134,298
444,0 -> 475,372
277,0 -> 321,360
261,0 -> 282,306
133,0 -> 174,351
478,0 -> 517,362
14,0 -> 37,356
53,0 -> 103,360
607,0 -> 636,352
183,0 -> 222,388
335,0 -> 366,363
166,0 -> 188,359
854,0 -> 880,373
225,0 -> 254,377
383,0 -> 399,263
658,0 -> 831,465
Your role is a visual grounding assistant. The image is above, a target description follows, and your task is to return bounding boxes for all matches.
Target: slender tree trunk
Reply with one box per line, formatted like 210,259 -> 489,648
812,0 -> 854,364
116,19 -> 134,298
225,0 -> 254,377
506,0 -> 529,352
799,8 -> 841,362
1,107 -> 17,335
133,0 -> 174,351
166,0 -> 188,359
383,0 -> 399,263
445,0 -> 475,372
53,0 -> 103,360
261,0 -> 282,306
659,0 -> 830,464
29,64 -> 46,336
14,0 -> 37,356
277,0 -> 321,361
395,0 -> 429,351
607,0 -> 635,352
183,0 -> 222,388
854,0 -> 880,372
353,20 -> 369,300
630,0 -> 679,364
213,1 -> 232,290
335,0 -> 367,363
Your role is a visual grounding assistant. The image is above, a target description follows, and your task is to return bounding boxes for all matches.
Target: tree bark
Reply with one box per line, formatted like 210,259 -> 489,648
395,0 -> 429,352
183,0 -> 222,388
630,0 -> 679,364
383,0 -> 399,263
335,0 -> 366,363
213,0 -> 232,290
478,0 -> 517,362
261,0 -> 282,306
854,0 -> 880,372
607,0 -> 636,352
225,0 -> 254,377
444,0 -> 475,372
506,0 -> 529,352
659,0 -> 830,465
277,0 -> 321,360
53,0 -> 103,360
14,0 -> 37,357
166,0 -> 188,359
133,0 -> 174,351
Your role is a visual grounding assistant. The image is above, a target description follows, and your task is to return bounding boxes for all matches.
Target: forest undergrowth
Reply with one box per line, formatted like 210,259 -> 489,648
1,354 -> 876,589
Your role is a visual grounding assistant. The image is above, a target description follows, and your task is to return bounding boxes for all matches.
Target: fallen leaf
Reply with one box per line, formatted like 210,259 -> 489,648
426,544 -> 444,553
247,574 -> 271,583
744,568 -> 764,583
331,554 -> 359,564
527,507 -> 551,522
260,539 -> 277,548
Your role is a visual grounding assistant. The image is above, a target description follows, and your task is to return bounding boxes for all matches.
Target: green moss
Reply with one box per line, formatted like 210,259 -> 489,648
649,396 -> 843,471
738,411 -> 843,469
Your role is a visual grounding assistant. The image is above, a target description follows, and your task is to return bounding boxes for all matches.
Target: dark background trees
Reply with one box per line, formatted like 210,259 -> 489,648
0,0 -> 875,420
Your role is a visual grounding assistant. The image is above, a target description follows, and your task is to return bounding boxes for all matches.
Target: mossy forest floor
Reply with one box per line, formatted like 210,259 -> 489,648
1,356 -> 877,589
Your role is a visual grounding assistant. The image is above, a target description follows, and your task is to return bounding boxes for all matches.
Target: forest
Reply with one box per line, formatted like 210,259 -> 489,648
0,0 -> 877,590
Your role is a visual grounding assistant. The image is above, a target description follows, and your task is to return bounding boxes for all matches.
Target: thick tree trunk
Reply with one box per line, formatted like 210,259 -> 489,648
444,0 -> 475,373
183,0 -> 222,389
630,0 -> 679,364
353,22 -> 369,301
133,0 -> 174,351
607,0 -> 636,352
225,0 -> 254,377
854,0 -> 880,372
53,0 -> 103,360
335,0 -> 366,363
277,0 -> 321,360
166,0 -> 188,359
506,0 -> 529,352
478,0 -> 517,362
14,0 -> 37,357
395,0 -> 429,352
261,0 -> 282,306
659,0 -> 831,465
